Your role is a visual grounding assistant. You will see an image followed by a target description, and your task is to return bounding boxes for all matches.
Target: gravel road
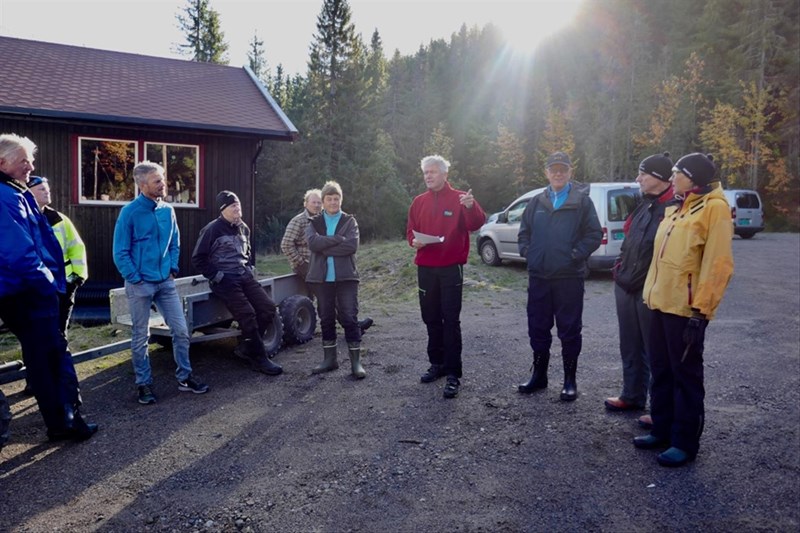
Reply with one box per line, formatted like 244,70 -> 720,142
1,233 -> 798,532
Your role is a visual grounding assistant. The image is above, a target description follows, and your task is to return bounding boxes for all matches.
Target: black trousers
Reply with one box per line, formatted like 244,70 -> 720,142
211,272 -> 276,341
418,265 -> 463,378
648,310 -> 705,456
58,280 -> 79,338
526,276 -> 584,359
0,290 -> 80,431
310,280 -> 361,344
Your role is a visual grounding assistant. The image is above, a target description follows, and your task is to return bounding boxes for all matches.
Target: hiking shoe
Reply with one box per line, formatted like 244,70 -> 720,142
657,447 -> 696,467
443,376 -> 460,399
137,385 -> 157,405
177,376 -> 209,394
420,365 -> 446,383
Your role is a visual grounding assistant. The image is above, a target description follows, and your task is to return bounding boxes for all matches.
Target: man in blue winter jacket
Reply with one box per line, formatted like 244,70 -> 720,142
516,152 -> 602,401
0,133 -> 97,442
113,161 -> 208,405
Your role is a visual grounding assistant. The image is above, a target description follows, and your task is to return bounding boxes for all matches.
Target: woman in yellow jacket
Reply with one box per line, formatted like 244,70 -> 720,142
634,153 -> 734,467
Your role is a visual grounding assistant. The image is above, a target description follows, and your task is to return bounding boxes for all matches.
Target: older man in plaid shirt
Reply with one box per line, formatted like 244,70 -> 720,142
281,189 -> 322,278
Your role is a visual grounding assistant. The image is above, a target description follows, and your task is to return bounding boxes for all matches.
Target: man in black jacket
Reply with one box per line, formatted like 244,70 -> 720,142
605,153 -> 674,414
516,152 -> 602,401
192,191 -> 282,376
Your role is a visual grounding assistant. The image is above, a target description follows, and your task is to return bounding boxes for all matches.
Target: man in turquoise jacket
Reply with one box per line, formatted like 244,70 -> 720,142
113,161 -> 208,405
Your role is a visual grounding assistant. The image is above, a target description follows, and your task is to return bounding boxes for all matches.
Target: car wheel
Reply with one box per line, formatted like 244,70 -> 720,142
279,295 -> 316,345
739,232 -> 755,239
479,240 -> 502,266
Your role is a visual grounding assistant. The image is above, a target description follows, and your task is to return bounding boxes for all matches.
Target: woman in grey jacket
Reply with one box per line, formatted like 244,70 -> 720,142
304,181 -> 366,379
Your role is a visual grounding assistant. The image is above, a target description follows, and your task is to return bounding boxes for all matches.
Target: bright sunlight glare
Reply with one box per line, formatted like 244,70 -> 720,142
493,0 -> 583,54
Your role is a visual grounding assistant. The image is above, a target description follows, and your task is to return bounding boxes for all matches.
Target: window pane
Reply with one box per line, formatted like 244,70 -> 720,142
145,143 -> 199,206
607,189 -> 641,222
79,138 -> 136,202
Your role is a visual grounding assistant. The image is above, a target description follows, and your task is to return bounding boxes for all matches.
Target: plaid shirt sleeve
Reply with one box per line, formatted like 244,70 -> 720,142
280,214 -> 310,269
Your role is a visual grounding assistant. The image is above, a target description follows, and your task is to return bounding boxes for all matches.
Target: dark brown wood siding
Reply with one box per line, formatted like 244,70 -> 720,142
1,116 -> 260,285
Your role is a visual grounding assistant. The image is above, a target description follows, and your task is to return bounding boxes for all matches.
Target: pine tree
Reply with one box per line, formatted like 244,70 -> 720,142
176,0 -> 229,64
247,31 -> 270,87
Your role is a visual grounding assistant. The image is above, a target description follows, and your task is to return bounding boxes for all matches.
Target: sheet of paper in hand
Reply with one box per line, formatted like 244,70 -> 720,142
413,230 -> 445,244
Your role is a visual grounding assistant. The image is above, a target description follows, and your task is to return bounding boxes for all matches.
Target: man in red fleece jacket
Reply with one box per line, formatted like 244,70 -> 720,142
406,155 -> 486,399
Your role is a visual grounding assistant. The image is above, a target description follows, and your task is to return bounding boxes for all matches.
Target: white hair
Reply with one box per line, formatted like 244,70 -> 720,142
421,155 -> 450,173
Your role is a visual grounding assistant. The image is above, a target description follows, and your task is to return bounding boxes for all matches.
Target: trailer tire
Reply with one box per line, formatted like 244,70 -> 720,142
279,295 -> 316,346
262,312 -> 284,357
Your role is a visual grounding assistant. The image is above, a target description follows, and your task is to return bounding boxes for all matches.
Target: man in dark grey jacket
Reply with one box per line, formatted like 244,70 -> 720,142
192,191 -> 282,376
605,153 -> 674,414
516,152 -> 602,401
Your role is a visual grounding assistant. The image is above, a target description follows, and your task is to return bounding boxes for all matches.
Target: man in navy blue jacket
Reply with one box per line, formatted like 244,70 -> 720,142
113,161 -> 208,405
517,152 -> 602,401
0,133 -> 97,441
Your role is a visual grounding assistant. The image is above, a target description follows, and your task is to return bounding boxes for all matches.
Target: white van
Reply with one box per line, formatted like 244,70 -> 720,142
723,189 -> 764,239
476,182 -> 641,272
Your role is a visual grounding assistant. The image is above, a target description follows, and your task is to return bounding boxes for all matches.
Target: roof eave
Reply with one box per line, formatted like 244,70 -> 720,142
0,106 -> 298,141
242,65 -> 300,138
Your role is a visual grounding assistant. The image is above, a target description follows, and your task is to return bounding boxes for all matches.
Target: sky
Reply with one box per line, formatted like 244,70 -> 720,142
0,0 -> 583,77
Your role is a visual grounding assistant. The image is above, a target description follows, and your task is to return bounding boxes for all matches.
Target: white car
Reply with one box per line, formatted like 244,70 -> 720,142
476,182 -> 641,272
723,189 -> 764,239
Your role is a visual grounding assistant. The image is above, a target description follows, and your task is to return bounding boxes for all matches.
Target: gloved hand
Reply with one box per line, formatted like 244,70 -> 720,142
683,317 -> 707,346
67,274 -> 85,287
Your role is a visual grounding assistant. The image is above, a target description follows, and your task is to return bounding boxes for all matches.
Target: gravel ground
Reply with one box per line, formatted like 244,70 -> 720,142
1,233 -> 798,532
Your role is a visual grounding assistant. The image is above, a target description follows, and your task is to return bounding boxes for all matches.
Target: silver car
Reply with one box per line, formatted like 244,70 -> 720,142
476,182 -> 641,272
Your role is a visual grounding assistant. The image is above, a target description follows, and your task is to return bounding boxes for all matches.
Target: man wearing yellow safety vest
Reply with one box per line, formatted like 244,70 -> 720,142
27,176 -> 88,337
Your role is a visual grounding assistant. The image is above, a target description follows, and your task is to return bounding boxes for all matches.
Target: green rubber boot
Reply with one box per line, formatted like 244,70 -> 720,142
347,342 -> 366,379
312,342 -> 339,374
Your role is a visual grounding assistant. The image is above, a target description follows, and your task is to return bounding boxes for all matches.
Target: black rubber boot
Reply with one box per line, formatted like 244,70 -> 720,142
347,342 -> 366,379
560,355 -> 578,401
312,343 -> 339,374
518,352 -> 550,394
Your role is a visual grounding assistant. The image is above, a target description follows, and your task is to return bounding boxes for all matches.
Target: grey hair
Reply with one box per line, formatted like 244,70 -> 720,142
304,188 -> 322,203
320,180 -> 343,201
420,155 -> 450,173
0,133 -> 37,161
132,161 -> 165,187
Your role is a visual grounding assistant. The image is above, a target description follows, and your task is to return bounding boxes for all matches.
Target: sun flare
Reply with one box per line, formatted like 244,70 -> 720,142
493,0 -> 583,54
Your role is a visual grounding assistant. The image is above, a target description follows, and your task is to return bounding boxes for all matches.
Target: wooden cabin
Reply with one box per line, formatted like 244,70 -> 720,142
0,36 -> 298,311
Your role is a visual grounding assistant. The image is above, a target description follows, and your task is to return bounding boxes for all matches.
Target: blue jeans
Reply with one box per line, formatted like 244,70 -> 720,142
125,279 -> 192,385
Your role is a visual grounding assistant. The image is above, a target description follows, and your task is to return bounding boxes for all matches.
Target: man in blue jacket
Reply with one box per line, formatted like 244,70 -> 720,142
113,161 -> 208,405
516,152 -> 602,401
0,133 -> 97,441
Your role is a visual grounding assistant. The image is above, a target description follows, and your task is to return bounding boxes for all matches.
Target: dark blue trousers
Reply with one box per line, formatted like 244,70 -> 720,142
526,276 -> 584,358
0,290 -> 79,432
310,280 -> 361,344
648,310 -> 705,456
418,265 -> 463,378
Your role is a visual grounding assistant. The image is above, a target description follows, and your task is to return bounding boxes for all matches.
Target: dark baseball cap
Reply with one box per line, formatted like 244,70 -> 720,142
546,152 -> 572,168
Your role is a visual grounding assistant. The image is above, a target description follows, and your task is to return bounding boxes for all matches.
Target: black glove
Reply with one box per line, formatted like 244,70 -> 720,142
67,274 -> 85,287
683,317 -> 707,346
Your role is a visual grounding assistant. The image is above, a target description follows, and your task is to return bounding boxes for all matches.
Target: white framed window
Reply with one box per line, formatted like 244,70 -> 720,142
144,142 -> 200,208
78,137 -> 138,205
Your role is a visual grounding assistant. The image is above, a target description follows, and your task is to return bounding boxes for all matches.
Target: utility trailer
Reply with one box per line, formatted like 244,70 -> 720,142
109,273 -> 317,355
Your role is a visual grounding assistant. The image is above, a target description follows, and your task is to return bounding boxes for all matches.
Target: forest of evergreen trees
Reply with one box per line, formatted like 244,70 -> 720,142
178,0 -> 800,250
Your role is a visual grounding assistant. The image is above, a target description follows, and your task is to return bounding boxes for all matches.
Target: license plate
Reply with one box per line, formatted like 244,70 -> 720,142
738,219 -> 751,226
612,230 -> 625,240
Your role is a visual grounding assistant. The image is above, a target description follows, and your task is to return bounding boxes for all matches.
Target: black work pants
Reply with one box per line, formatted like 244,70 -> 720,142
418,265 -> 463,378
526,276 -> 584,359
58,280 -> 80,338
0,290 -> 80,431
648,309 -> 705,456
310,280 -> 361,344
211,272 -> 276,341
